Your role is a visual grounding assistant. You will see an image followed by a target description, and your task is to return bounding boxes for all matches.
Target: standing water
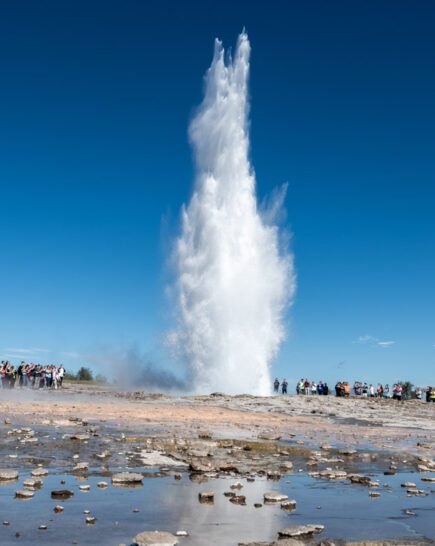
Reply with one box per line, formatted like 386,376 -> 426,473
173,33 -> 295,395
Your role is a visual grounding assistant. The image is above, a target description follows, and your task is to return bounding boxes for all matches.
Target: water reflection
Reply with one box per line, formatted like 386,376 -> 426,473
0,469 -> 433,545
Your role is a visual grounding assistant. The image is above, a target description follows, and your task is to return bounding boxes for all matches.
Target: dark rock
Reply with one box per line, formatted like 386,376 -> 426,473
51,490 -> 74,500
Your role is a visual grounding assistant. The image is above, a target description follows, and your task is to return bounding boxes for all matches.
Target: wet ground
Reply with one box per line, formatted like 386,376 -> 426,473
0,386 -> 434,545
0,464 -> 434,545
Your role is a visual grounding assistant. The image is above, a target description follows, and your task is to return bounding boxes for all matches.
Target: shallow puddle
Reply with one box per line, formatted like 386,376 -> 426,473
0,468 -> 434,545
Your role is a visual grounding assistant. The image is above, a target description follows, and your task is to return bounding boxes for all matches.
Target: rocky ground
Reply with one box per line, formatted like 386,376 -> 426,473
0,384 -> 434,545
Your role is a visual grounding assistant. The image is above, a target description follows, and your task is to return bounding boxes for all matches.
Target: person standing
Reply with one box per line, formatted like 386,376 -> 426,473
273,377 -> 280,393
304,378 -> 310,395
58,365 -> 65,387
281,378 -> 288,394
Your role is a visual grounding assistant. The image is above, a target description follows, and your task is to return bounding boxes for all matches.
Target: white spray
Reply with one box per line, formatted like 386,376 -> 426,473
173,33 -> 295,395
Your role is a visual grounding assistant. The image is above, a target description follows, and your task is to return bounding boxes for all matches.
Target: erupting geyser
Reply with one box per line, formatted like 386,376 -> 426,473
173,33 -> 295,395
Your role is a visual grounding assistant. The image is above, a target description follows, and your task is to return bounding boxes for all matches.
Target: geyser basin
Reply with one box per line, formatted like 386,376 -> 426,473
172,33 -> 295,395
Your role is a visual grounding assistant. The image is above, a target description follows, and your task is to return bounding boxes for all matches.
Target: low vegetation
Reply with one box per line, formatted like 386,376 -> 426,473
64,366 -> 108,384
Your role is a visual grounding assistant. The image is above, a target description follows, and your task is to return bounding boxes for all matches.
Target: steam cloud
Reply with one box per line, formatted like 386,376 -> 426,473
172,33 -> 295,395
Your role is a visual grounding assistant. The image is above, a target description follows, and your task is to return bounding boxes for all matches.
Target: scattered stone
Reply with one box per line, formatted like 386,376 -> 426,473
38,525 -> 48,530
264,491 -> 288,503
219,463 -> 240,473
348,474 -> 372,485
175,530 -> 189,537
95,450 -> 110,459
53,505 -> 64,513
338,449 -> 357,456
254,503 -> 262,508
258,434 -> 281,441
404,509 -> 416,516
97,481 -> 108,488
407,488 -> 427,496
189,450 -> 211,459
51,490 -> 74,500
23,478 -> 43,489
15,489 -> 34,499
230,482 -> 243,489
417,464 -> 435,473
79,485 -> 91,491
133,530 -> 178,545
229,494 -> 246,505
111,472 -> 143,485
369,491 -> 381,497
198,490 -> 214,502
31,468 -> 48,477
277,524 -> 324,538
0,469 -> 19,481
141,451 -> 189,467
401,482 -> 416,488
73,462 -> 89,472
189,461 -> 215,473
85,516 -> 96,524
281,499 -> 297,510
70,433 -> 90,441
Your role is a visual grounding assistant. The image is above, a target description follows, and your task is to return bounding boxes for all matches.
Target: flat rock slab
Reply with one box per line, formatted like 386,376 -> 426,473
15,490 -> 34,499
23,478 -> 43,488
189,461 -> 215,473
112,472 -> 143,484
31,468 -> 48,476
133,531 -> 178,545
0,469 -> 19,480
73,462 -> 89,472
70,434 -> 90,441
264,491 -> 288,502
140,451 -> 188,467
278,524 -> 325,538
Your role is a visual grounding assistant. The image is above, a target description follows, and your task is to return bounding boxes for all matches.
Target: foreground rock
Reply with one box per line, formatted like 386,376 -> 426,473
51,490 -> 74,500
133,530 -> 178,545
198,490 -> 214,502
0,469 -> 19,481
111,472 -> 143,485
15,489 -> 34,499
31,467 -> 48,477
277,524 -> 324,539
264,491 -> 288,503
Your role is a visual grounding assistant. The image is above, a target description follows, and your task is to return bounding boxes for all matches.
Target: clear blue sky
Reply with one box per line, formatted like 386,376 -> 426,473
1,0 -> 434,387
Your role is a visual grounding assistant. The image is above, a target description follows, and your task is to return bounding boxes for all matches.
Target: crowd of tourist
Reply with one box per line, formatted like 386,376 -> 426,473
0,361 -> 65,389
274,378 -> 330,395
273,377 -> 435,401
